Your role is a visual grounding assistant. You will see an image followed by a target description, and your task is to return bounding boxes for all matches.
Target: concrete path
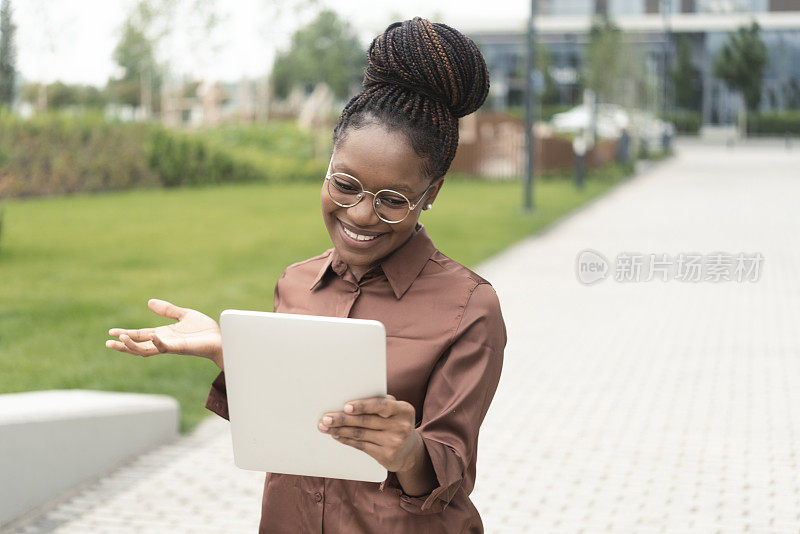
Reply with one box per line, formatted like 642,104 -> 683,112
5,140 -> 799,533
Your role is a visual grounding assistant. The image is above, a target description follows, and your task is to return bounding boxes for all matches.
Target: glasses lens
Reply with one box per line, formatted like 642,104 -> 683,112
375,191 -> 410,223
328,173 -> 362,206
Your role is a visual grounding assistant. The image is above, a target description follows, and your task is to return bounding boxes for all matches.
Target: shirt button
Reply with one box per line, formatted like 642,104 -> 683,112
314,491 -> 323,503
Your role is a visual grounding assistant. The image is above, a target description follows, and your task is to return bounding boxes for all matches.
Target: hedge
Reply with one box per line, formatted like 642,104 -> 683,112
146,126 -> 328,187
0,110 -> 159,198
661,110 -> 701,134
0,112 -> 330,199
747,111 -> 800,136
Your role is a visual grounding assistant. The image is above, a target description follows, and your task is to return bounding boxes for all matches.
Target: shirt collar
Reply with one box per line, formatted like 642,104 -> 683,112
309,223 -> 436,299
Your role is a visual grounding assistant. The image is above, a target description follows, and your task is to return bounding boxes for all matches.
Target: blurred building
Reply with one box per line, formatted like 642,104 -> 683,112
158,78 -> 336,128
465,0 -> 800,125
161,79 -> 257,127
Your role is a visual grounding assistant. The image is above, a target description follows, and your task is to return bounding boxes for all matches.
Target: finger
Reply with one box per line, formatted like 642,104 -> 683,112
344,396 -> 405,418
327,426 -> 386,446
148,298 -> 187,321
105,339 -> 145,357
320,413 -> 387,430
107,328 -> 155,342
149,332 -> 172,354
331,434 -> 383,460
119,333 -> 161,357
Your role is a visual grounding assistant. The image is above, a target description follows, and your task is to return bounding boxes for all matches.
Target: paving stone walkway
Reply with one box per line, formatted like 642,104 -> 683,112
5,140 -> 799,533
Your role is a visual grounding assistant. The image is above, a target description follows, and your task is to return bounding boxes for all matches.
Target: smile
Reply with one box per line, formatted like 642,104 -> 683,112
343,226 -> 377,241
337,220 -> 386,247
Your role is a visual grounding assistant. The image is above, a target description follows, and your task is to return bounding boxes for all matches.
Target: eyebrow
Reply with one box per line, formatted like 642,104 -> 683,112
332,163 -> 415,195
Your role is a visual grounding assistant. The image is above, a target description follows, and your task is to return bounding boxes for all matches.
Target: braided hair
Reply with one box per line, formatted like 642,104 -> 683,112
332,17 -> 490,181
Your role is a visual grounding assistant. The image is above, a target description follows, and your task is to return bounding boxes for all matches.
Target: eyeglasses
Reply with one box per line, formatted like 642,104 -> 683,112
324,159 -> 435,224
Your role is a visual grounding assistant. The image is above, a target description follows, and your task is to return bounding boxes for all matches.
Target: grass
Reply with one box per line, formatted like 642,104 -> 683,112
0,168 -> 630,431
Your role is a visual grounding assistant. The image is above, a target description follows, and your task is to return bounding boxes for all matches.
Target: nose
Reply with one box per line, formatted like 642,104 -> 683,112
348,193 -> 381,227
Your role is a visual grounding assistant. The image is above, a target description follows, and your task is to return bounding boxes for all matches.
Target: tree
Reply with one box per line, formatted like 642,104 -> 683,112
583,15 -> 650,110
712,22 -> 769,113
583,15 -> 624,105
270,9 -> 365,100
23,82 -> 107,110
107,0 -> 222,116
108,17 -> 159,109
509,41 -> 560,110
0,0 -> 15,107
670,35 -> 701,111
107,2 -> 164,113
536,43 -> 561,107
785,79 -> 800,110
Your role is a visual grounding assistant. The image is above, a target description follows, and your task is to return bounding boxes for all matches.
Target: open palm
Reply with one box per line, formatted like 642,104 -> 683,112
106,298 -> 223,369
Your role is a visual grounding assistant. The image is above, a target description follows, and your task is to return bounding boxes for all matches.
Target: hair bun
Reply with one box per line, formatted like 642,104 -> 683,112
362,17 -> 490,119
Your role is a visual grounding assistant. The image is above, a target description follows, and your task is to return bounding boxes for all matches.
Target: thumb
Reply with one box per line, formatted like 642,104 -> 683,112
148,298 -> 186,321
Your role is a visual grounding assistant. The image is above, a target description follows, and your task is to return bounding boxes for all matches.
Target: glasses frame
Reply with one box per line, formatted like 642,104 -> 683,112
324,159 -> 436,224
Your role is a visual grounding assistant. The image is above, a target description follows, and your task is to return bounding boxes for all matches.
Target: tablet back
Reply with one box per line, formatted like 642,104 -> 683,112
219,309 -> 387,482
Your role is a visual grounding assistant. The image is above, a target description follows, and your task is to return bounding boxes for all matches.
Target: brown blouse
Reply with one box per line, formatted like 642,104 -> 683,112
205,223 -> 506,533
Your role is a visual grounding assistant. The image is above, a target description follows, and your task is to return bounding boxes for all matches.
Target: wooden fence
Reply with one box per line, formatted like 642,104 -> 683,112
451,111 -> 620,178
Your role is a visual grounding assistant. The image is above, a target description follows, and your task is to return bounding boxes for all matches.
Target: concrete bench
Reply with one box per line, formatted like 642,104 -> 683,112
0,389 -> 179,527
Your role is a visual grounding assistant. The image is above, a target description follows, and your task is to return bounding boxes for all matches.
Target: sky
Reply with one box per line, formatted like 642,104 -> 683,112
14,0 -> 528,86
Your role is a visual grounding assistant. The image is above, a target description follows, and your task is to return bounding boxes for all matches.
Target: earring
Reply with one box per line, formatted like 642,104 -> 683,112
424,203 -> 433,211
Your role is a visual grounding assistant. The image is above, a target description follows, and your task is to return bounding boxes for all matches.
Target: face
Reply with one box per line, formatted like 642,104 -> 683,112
321,122 -> 443,274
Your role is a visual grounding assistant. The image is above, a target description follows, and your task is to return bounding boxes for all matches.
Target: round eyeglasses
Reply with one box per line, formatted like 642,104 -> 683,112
324,162 -> 435,224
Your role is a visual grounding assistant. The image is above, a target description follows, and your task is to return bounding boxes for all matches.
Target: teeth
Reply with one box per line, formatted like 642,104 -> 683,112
343,225 -> 377,241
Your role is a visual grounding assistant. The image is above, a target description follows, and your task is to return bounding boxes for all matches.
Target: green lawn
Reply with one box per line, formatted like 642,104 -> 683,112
0,171 -> 628,431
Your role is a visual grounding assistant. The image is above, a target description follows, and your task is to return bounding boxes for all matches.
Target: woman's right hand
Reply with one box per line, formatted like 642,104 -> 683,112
106,298 -> 223,370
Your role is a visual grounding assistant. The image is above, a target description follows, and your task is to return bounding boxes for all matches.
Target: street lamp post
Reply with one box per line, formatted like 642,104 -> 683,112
524,0 -> 537,212
661,0 -> 673,116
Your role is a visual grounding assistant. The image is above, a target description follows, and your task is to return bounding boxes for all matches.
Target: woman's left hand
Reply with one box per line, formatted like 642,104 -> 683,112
318,394 -> 420,473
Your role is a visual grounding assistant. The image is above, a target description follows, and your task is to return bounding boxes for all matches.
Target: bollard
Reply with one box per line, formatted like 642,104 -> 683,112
617,129 -> 631,165
575,153 -> 586,189
573,136 -> 587,190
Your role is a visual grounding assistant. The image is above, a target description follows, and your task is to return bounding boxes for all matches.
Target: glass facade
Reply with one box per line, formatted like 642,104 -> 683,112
704,28 -> 800,121
540,0 -> 775,14
609,0 -> 647,15
696,0 -> 769,12
472,15 -> 800,124
473,0 -> 800,122
540,0 -> 596,16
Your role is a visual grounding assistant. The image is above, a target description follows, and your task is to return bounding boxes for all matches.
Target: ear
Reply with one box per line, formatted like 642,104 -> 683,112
423,177 -> 445,209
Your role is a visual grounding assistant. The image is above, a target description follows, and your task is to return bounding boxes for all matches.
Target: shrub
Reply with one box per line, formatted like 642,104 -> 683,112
507,104 -> 573,123
538,159 -> 636,183
0,112 -> 334,198
145,123 -> 329,187
0,110 -> 159,198
661,110 -> 701,134
747,111 -> 800,136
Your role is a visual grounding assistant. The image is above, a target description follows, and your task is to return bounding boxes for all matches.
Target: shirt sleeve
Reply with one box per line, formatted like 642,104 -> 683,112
392,282 -> 506,515
205,370 -> 229,420
204,271 -> 286,420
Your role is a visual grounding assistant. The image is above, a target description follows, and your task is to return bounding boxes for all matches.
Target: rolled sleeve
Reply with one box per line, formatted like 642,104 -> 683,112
397,282 -> 506,514
205,371 -> 229,420
205,271 -> 285,421
399,437 -> 465,513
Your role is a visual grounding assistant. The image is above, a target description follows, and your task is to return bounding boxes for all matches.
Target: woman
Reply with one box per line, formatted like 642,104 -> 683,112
106,17 -> 506,533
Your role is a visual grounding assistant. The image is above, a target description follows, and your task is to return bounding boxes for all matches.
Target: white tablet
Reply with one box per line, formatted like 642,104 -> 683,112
219,309 -> 388,482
